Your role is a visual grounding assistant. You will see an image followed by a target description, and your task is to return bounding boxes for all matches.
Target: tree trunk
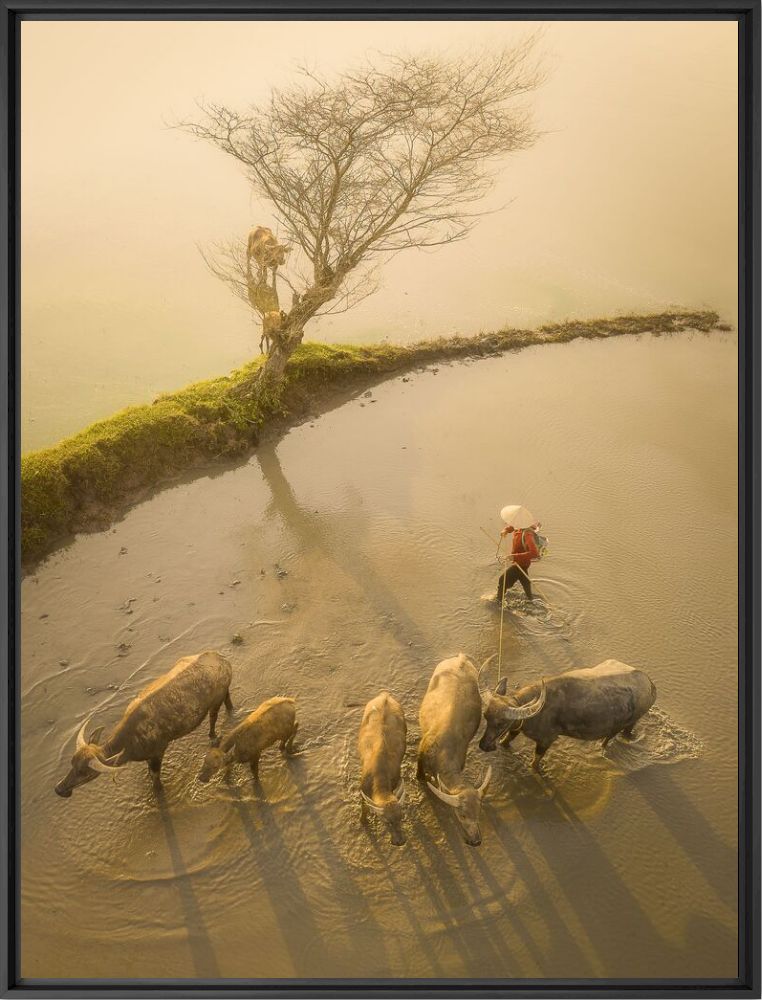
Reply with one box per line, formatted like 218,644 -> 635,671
231,323 -> 305,404
230,277 -> 336,404
259,332 -> 301,388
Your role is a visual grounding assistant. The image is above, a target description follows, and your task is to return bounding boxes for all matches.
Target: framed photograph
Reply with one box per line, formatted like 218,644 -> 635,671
2,1 -> 759,996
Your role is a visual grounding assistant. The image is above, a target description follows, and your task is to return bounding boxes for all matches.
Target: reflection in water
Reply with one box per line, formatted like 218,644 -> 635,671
21,333 -> 737,979
257,446 -> 436,662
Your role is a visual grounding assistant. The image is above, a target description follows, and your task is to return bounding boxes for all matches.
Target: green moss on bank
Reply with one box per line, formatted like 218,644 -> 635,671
22,310 -> 723,566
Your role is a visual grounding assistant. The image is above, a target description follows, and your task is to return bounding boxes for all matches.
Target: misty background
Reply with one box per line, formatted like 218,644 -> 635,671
21,20 -> 738,450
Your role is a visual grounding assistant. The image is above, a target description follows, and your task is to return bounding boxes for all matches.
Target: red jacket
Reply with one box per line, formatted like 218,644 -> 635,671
511,529 -> 539,571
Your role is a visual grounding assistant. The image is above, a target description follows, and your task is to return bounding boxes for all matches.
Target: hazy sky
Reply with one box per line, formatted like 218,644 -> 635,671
21,20 -> 738,448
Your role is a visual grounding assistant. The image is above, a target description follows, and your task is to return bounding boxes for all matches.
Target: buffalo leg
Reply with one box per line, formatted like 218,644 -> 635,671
208,702 -> 224,743
283,722 -> 299,754
249,754 -> 261,781
532,743 -> 550,771
224,690 -> 233,713
416,757 -> 426,782
148,755 -> 164,785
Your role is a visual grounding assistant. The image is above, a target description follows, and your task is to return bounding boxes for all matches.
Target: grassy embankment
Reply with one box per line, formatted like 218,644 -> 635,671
22,310 -> 725,567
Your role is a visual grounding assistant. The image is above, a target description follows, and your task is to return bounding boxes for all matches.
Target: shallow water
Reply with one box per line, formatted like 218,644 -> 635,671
21,331 -> 738,981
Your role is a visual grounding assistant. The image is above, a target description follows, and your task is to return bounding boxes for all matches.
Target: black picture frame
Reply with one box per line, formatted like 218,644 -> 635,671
1,2 -> 759,996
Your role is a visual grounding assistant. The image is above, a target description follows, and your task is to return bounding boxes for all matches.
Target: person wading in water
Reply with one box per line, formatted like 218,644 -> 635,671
496,523 -> 541,603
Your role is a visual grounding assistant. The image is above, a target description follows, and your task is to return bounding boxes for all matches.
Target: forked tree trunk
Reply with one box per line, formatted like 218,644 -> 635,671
231,277 -> 336,404
258,328 -> 304,390
230,321 -> 305,403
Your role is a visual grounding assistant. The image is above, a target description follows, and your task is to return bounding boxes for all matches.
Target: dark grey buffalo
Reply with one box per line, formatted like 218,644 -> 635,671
479,659 -> 657,769
197,696 -> 298,783
358,692 -> 407,846
417,653 -> 492,847
55,651 -> 233,797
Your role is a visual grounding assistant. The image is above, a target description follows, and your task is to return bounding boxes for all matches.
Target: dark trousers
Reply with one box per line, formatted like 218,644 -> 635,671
497,563 -> 533,601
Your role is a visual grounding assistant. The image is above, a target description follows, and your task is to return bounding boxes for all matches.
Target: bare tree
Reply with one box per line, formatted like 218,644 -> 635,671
181,40 -> 544,397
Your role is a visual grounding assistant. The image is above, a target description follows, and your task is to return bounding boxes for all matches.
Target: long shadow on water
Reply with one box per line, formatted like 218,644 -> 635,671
230,752 -> 390,976
435,803 -> 537,976
629,767 -> 737,907
511,775 -> 735,977
227,764 -> 325,977
156,789 -> 220,979
523,776 -> 665,972
289,772 -> 392,975
406,810 -> 506,976
484,807 -> 596,976
443,802 -> 568,977
366,824 -> 446,978
258,446 -> 436,662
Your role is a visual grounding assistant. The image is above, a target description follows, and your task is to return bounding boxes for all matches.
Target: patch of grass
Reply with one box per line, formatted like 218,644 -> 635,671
21,310 -> 724,567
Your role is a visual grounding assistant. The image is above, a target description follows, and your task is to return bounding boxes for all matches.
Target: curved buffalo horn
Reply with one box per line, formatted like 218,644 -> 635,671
75,718 -> 92,751
393,779 -> 406,804
478,653 -> 498,680
426,778 -> 461,808
501,680 -> 547,720
88,750 -> 126,774
477,765 -> 492,797
360,790 -> 385,815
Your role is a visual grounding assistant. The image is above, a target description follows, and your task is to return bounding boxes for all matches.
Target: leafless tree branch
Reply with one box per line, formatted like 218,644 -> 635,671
178,38 -> 545,390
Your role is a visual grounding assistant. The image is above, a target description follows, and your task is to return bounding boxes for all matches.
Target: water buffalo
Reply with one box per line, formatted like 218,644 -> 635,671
358,692 -> 407,846
260,309 -> 287,355
479,659 -> 657,769
417,653 -> 492,847
247,226 -> 291,270
197,696 -> 298,783
54,651 -> 233,798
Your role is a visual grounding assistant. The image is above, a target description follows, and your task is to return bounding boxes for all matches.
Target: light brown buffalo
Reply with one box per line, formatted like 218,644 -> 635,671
197,696 -> 298,783
417,654 -> 491,847
247,226 -> 290,269
358,692 -> 407,846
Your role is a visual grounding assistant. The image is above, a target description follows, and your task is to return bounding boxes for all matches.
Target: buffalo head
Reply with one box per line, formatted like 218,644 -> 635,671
55,719 -> 125,798
362,780 -> 407,847
479,678 -> 547,752
426,768 -> 491,847
197,746 -> 235,784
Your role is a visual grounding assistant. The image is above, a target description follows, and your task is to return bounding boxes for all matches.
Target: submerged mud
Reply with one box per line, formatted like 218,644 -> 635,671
21,331 -> 738,981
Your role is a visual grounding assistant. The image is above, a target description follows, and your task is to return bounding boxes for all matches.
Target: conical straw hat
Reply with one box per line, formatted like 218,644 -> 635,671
499,504 -> 536,528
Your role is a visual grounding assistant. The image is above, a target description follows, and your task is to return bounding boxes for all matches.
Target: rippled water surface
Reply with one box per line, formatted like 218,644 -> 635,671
21,331 -> 738,980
